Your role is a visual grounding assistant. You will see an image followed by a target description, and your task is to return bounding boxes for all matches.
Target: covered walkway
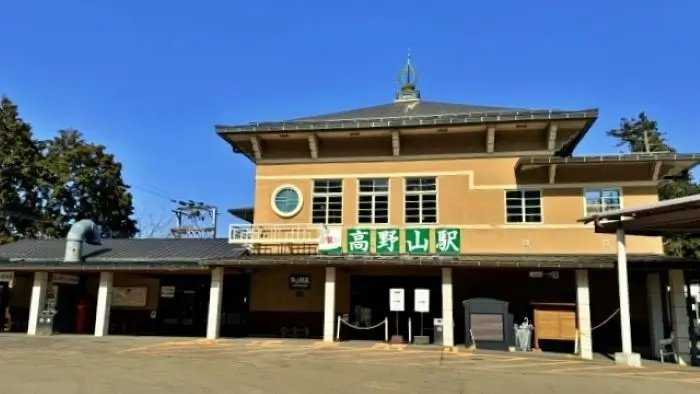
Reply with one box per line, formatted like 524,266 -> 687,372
580,194 -> 700,366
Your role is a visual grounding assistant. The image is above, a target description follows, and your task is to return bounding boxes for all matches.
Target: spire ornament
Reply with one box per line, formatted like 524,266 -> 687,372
395,49 -> 421,102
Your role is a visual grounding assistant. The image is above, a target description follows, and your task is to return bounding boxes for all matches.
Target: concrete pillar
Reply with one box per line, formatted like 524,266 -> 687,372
323,267 -> 336,342
94,271 -> 113,337
669,269 -> 691,365
206,267 -> 224,340
646,273 -> 665,358
575,270 -> 593,360
27,272 -> 48,336
441,267 -> 455,348
614,228 -> 641,366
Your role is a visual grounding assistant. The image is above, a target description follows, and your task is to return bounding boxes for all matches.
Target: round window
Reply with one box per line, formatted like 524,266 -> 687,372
271,186 -> 303,217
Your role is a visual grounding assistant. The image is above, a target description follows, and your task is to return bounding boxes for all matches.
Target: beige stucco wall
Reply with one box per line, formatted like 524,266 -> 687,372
253,157 -> 663,254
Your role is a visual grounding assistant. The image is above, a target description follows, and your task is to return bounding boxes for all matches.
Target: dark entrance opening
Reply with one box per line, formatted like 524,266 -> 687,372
347,275 -> 441,342
3,273 -> 34,333
220,273 -> 251,338
52,274 -> 99,334
156,274 -> 211,337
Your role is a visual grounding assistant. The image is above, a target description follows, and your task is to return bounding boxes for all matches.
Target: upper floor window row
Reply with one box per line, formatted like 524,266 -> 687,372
309,179 -> 622,225
311,177 -> 438,225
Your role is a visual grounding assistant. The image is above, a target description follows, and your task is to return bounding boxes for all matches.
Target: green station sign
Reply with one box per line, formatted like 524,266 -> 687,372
323,227 -> 461,256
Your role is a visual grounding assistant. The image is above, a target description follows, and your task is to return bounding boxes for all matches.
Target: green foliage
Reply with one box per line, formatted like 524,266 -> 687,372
0,96 -> 137,243
607,112 -> 700,258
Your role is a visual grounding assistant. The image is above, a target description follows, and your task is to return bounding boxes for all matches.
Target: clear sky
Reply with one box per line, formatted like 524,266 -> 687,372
2,1 -> 698,236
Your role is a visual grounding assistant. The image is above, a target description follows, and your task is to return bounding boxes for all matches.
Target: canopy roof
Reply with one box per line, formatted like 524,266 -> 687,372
579,194 -> 700,236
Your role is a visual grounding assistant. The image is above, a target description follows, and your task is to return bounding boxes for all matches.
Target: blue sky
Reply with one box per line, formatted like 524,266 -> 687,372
2,1 -> 698,236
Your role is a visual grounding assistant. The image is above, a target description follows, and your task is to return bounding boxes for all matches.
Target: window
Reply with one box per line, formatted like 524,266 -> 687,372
505,189 -> 542,223
271,185 -> 303,217
358,178 -> 389,224
312,179 -> 343,224
585,188 -> 621,215
404,177 -> 437,224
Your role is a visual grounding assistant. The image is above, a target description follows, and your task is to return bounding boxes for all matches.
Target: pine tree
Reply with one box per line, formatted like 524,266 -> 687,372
607,112 -> 700,257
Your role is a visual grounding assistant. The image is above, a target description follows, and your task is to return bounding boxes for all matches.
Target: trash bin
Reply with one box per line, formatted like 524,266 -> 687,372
36,309 -> 56,336
513,318 -> 534,352
433,318 -> 444,346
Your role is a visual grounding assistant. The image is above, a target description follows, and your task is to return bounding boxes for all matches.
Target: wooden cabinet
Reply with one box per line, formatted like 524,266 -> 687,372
531,302 -> 577,349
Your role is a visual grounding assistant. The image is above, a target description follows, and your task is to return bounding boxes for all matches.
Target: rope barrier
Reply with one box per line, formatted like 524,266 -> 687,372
339,318 -> 387,330
575,308 -> 621,356
336,317 -> 389,342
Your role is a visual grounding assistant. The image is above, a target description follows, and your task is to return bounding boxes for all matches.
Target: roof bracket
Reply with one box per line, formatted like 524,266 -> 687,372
486,126 -> 495,153
392,130 -> 401,156
652,161 -> 662,180
549,164 -> 557,184
547,124 -> 558,150
249,136 -> 262,160
308,134 -> 319,159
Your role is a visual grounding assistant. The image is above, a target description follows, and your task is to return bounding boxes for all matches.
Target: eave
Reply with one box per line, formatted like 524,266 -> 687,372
516,153 -> 700,181
228,207 -> 254,223
579,193 -> 700,237
201,253 -> 700,270
215,108 -> 598,134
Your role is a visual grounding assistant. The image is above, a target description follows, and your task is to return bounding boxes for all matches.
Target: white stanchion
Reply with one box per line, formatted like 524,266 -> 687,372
336,316 -> 342,342
408,316 -> 412,343
384,318 -> 389,342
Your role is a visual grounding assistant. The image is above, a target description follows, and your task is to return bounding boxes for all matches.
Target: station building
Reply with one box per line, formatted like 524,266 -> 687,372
0,61 -> 698,364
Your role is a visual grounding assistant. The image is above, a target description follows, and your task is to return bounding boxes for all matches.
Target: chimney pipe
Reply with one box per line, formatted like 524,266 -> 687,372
64,219 -> 102,263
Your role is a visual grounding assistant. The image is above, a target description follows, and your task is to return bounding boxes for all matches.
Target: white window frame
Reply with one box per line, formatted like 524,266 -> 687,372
356,178 -> 390,225
504,189 -> 543,224
270,185 -> 304,218
403,176 -> 438,225
583,187 -> 623,216
311,179 -> 344,224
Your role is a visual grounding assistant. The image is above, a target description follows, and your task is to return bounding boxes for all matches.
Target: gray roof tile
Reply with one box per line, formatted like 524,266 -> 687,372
0,238 -> 246,263
290,100 -> 534,122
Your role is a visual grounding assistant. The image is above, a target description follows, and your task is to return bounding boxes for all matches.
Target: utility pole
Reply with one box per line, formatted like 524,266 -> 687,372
170,201 -> 218,239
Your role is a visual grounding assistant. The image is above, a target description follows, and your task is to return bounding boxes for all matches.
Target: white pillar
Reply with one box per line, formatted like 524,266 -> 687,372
613,228 -> 641,366
646,273 -> 665,358
94,272 -> 113,337
575,270 -> 593,360
323,267 -> 336,342
441,267 -> 455,348
669,269 -> 691,365
206,267 -> 224,340
27,272 -> 48,336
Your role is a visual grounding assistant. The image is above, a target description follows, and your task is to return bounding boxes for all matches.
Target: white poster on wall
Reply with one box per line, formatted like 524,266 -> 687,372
52,273 -> 79,285
414,289 -> 430,313
160,286 -> 175,298
389,288 -> 405,312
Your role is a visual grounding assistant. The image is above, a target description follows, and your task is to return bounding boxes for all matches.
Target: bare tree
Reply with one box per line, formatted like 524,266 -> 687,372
136,209 -> 173,238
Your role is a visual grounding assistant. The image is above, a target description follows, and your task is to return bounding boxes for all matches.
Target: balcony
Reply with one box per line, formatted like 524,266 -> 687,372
229,224 -> 325,245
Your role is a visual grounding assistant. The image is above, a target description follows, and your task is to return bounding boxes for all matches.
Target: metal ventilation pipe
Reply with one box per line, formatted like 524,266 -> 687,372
64,219 -> 102,263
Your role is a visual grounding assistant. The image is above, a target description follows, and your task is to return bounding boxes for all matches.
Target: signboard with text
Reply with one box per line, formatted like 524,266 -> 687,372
389,288 -> 405,312
414,289 -> 430,313
289,274 -> 311,290
339,228 -> 463,255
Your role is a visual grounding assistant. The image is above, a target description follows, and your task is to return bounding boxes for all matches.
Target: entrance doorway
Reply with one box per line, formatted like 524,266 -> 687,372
220,273 -> 251,338
156,274 -> 210,337
51,273 -> 99,334
349,275 -> 441,342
